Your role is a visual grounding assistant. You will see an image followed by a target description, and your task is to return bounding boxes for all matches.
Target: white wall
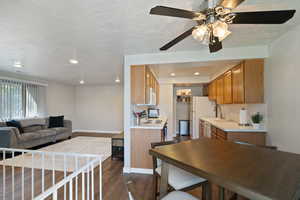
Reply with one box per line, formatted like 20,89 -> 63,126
159,84 -> 174,140
265,25 -> 300,153
46,82 -> 76,121
74,85 -> 123,133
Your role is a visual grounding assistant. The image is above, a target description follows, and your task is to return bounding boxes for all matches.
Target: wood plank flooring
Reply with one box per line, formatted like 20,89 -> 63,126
0,133 -> 246,199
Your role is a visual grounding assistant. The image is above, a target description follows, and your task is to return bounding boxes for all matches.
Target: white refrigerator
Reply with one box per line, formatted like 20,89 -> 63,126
190,97 -> 216,139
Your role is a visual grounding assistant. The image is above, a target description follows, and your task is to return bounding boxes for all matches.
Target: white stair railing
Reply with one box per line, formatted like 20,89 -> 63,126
0,148 -> 102,200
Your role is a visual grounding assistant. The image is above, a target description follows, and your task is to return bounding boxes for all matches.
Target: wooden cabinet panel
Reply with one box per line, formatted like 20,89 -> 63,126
131,65 -> 160,105
131,128 -> 162,169
227,132 -> 266,146
131,65 -> 146,104
223,70 -> 233,104
244,59 -> 264,103
232,63 -> 245,104
216,77 -> 224,104
156,80 -> 160,105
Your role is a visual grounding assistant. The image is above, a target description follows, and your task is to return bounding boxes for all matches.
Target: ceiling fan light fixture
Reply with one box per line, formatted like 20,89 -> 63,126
192,25 -> 208,42
213,21 -> 230,40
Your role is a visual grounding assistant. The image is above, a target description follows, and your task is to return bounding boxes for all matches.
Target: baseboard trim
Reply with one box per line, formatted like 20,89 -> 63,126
73,129 -> 123,134
123,167 -> 153,174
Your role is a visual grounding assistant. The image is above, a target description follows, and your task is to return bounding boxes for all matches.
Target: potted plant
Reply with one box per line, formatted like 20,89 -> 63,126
251,112 -> 263,129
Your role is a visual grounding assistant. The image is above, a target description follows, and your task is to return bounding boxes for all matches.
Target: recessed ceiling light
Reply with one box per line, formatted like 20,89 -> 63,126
79,80 -> 85,84
170,73 -> 176,77
194,72 -> 200,76
69,59 -> 79,64
115,76 -> 121,83
13,61 -> 23,68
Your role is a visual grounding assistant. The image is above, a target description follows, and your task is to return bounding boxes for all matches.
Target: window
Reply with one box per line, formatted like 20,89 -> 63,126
0,79 -> 46,121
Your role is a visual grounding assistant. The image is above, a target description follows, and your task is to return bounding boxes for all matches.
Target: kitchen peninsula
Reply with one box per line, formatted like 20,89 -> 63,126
131,118 -> 167,170
200,117 -> 267,145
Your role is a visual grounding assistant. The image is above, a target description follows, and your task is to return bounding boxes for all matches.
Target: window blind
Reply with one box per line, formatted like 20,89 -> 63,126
0,79 -> 46,121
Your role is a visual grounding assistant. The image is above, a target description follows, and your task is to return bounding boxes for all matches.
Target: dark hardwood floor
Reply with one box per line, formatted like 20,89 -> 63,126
0,133 -> 245,200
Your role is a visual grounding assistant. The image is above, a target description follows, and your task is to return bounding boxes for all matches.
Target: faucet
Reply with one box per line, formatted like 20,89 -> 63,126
215,103 -> 224,119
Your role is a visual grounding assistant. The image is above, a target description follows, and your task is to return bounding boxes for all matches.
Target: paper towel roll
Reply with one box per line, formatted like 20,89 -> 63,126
239,108 -> 248,125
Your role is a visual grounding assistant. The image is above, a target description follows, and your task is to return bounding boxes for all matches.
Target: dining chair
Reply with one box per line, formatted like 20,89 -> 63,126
126,179 -> 199,200
151,141 -> 210,200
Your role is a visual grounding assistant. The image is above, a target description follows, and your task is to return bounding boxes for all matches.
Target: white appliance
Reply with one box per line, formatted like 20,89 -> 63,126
149,87 -> 156,105
190,97 -> 216,139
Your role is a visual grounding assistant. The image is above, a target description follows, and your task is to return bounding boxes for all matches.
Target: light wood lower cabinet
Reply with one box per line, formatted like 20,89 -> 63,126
131,128 -> 163,169
211,126 -> 266,145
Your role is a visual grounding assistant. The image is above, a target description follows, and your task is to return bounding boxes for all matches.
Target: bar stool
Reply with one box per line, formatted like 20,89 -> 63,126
151,141 -> 210,200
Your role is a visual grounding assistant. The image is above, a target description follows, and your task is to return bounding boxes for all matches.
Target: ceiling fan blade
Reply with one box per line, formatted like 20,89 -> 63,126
209,37 -> 223,53
150,6 -> 204,20
218,0 -> 245,9
160,27 -> 195,51
232,10 -> 296,24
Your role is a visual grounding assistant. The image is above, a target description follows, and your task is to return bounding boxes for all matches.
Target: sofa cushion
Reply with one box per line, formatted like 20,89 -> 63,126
19,129 -> 56,142
19,118 -> 46,128
36,129 -> 57,137
23,125 -> 43,133
48,116 -> 64,128
6,120 -> 24,134
51,127 -> 68,135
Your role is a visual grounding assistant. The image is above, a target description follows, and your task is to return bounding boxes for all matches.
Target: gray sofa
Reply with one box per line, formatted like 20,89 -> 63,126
0,118 -> 72,149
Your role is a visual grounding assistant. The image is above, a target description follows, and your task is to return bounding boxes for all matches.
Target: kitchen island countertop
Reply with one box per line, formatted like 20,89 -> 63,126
200,117 -> 267,133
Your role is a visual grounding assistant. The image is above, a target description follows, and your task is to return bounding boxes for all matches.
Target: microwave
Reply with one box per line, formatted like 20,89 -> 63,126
148,108 -> 159,118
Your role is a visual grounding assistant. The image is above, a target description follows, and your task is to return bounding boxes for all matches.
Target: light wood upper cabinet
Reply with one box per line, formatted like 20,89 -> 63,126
131,65 -> 160,105
223,70 -> 233,104
131,65 -> 146,105
208,80 -> 217,101
208,59 -> 264,105
232,64 -> 245,104
244,59 -> 264,103
232,59 -> 264,104
216,76 -> 224,104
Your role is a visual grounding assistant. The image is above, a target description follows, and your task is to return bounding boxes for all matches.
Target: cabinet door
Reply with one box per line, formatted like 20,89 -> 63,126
145,68 -> 151,104
131,65 -> 146,104
156,80 -> 160,105
232,64 -> 245,104
223,70 -> 233,104
212,80 -> 217,100
216,77 -> 224,104
244,59 -> 264,103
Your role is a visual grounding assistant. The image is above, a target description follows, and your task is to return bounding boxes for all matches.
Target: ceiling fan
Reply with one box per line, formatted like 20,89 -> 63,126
150,0 -> 296,53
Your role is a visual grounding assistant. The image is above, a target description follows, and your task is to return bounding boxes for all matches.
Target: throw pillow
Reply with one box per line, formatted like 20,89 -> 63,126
6,120 -> 24,134
48,116 -> 64,128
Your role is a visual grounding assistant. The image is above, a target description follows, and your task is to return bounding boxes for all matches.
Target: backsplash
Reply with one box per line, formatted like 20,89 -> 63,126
220,104 -> 267,126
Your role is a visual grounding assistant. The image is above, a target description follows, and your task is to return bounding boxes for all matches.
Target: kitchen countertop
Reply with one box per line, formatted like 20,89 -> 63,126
130,118 -> 167,130
200,117 -> 267,133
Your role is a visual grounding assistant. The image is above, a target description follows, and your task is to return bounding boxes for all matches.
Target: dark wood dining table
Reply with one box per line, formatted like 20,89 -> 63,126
149,138 -> 300,200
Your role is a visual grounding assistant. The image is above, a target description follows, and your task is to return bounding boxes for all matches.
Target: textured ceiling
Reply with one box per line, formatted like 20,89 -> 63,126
0,0 -> 299,85
150,60 -> 241,78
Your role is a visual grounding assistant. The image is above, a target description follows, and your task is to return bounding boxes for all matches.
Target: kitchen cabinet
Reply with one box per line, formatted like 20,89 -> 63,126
211,125 -> 266,145
216,76 -> 224,104
131,128 -> 163,169
232,63 -> 245,104
131,65 -> 160,105
208,59 -> 264,104
223,70 -> 233,104
208,80 -> 217,101
233,59 -> 264,104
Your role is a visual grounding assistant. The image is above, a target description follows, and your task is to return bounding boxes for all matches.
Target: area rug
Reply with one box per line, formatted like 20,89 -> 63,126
0,136 -> 111,172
